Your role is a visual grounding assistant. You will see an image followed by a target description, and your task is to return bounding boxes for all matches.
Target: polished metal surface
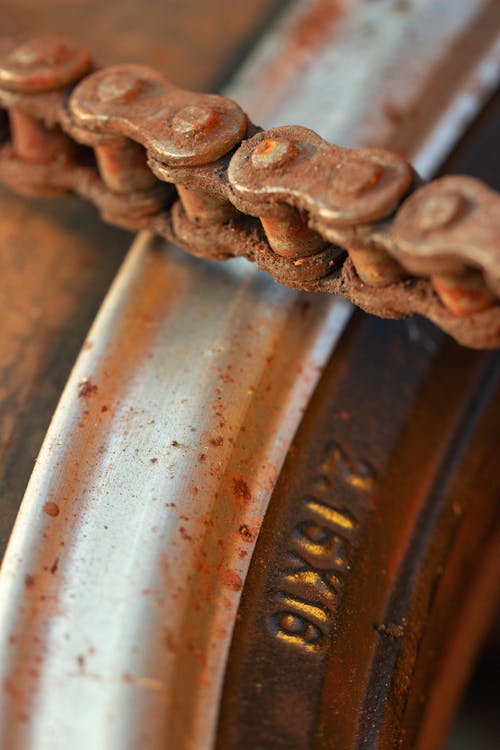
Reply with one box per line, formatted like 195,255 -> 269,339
1,1 -> 499,749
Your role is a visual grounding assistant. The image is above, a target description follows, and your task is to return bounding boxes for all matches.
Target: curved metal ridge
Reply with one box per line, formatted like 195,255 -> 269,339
0,236 -> 349,749
1,1 -> 499,749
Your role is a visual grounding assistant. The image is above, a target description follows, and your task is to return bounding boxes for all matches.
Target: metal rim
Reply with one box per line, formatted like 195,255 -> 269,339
1,2 -> 499,748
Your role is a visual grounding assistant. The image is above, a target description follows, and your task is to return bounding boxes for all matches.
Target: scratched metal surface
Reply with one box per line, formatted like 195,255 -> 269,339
0,2 -> 499,749
0,0 -> 287,558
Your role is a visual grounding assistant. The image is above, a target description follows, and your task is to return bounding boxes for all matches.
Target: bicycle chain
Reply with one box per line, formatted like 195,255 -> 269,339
0,32 -> 499,349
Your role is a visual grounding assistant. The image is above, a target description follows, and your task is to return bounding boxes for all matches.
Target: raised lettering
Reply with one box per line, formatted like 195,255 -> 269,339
318,441 -> 376,492
270,593 -> 331,651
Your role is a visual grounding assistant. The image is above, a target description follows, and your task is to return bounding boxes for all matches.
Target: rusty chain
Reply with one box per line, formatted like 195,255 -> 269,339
0,32 -> 499,349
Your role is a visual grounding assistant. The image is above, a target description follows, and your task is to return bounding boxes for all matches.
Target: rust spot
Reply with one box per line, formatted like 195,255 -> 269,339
164,629 -> 177,653
43,501 -> 59,517
101,405 -> 109,412
171,440 -> 180,447
50,557 -> 59,575
239,524 -> 254,542
233,478 -> 251,501
24,574 -> 35,588
374,622 -> 405,640
221,570 -> 243,592
199,453 -> 207,463
382,101 -> 404,125
77,655 -> 85,669
78,378 -> 98,398
179,527 -> 192,541
210,436 -> 224,447
300,300 -> 312,318
150,457 -> 158,463
340,410 -> 350,421
286,0 -> 341,52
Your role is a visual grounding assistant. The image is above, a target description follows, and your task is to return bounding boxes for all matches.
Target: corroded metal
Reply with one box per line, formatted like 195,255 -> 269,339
0,33 -> 90,92
0,26 -> 499,346
217,313 -> 500,750
227,127 -> 414,226
392,176 -> 500,293
69,64 -> 249,165
1,1 -> 500,750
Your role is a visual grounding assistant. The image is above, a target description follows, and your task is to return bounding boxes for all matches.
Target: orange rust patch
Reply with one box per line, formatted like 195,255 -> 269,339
233,478 -> 251,501
43,501 -> 59,518
221,570 -> 243,592
78,378 -> 98,398
239,524 -> 254,542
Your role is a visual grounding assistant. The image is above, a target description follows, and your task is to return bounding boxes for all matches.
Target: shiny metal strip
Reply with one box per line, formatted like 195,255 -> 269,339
1,1 -> 499,749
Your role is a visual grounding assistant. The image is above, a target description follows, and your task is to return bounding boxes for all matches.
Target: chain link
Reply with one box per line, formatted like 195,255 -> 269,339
0,32 -> 499,349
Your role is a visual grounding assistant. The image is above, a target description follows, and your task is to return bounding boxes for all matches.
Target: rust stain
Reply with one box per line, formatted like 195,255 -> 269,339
233,478 -> 251,502
221,570 -> 243,592
242,0 -> 344,115
238,524 -> 255,542
42,501 -> 60,518
78,378 -> 98,398
164,629 -> 177,654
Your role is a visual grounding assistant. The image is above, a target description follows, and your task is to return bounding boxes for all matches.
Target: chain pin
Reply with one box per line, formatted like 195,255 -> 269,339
259,207 -> 327,258
96,70 -> 143,104
251,138 -> 297,169
170,105 -> 237,223
335,160 -> 382,194
175,185 -> 235,224
83,70 -> 155,193
432,270 -> 495,315
346,240 -> 406,286
249,138 -> 327,257
8,38 -> 71,69
172,105 -> 219,135
413,192 -> 466,232
94,140 -> 158,193
9,109 -> 74,164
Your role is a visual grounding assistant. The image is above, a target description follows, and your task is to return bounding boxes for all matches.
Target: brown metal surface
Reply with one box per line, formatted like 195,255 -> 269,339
0,0 -> 287,558
216,91 -> 500,750
217,310 -> 500,750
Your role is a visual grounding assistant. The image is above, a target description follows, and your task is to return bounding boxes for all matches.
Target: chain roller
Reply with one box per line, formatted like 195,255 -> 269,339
0,31 -> 499,349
